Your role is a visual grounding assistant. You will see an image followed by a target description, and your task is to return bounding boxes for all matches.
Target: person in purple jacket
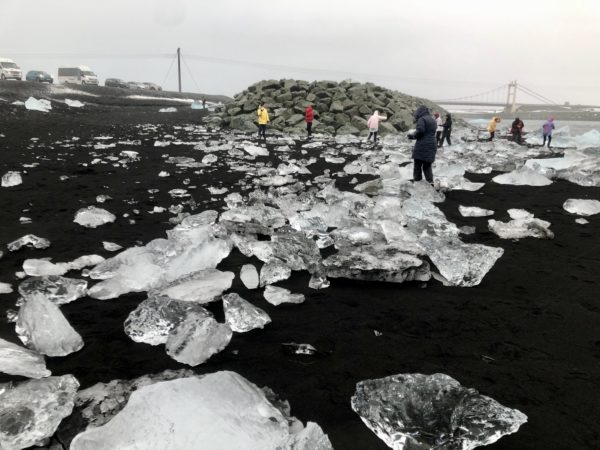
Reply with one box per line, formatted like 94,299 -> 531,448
542,117 -> 555,148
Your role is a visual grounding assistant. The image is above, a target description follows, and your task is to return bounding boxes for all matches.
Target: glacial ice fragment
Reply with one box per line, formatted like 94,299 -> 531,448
492,166 -> 553,186
102,241 -> 122,251
563,198 -> 600,216
243,144 -> 269,156
7,234 -> 51,251
24,97 -> 52,112
0,337 -> 51,378
351,373 -> 527,450
240,264 -> 259,289
489,209 -> 554,239
0,282 -> 12,294
18,275 -> 87,305
263,285 -> 305,306
152,269 -> 234,303
2,171 -> 23,187
222,293 -> 271,332
260,262 -> 292,286
459,205 -> 495,217
74,206 -> 116,228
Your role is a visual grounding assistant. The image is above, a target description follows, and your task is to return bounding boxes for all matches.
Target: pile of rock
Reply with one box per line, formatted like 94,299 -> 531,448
212,79 -> 444,136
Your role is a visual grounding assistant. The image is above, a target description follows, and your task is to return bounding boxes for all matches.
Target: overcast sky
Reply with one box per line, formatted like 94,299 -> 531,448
1,0 -> 599,105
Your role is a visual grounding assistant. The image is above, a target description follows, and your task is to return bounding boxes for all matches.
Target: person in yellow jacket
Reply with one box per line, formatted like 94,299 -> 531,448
257,102 -> 270,140
487,116 -> 501,140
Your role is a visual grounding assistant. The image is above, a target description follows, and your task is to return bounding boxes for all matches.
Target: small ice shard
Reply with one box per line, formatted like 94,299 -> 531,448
0,337 -> 51,378
489,209 -> 554,239
308,274 -> 330,289
16,294 -> 84,357
492,166 -> 553,186
563,198 -> 600,216
222,293 -> 271,332
240,264 -> 259,289
243,144 -> 269,156
165,313 -> 232,366
7,234 -> 51,251
202,154 -> 218,164
152,269 -> 234,303
68,254 -> 105,271
459,205 -> 494,217
282,342 -> 317,355
159,107 -> 177,113
96,194 -> 111,203
74,206 -> 116,228
576,218 -> 589,225
351,373 -> 527,450
70,371 -> 333,450
65,99 -> 85,108
208,186 -> 228,195
19,216 -> 32,224
102,241 -> 123,251
0,375 -> 79,449
18,275 -> 87,305
158,171 -> 170,177
24,96 -> 52,112
0,282 -> 13,294
125,295 -> 212,345
2,171 -> 23,187
259,262 -> 292,287
420,237 -> 504,287
169,188 -> 189,198
264,285 -> 305,306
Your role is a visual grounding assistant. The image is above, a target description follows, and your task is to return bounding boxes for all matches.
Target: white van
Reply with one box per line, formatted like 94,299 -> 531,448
0,58 -> 22,80
57,66 -> 99,85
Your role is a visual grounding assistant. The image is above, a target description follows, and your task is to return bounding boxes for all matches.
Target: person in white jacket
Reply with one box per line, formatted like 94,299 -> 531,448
434,112 -> 443,147
366,110 -> 387,145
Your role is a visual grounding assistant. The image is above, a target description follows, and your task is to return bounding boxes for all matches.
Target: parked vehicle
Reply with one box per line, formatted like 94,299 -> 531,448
105,78 -> 128,89
127,81 -> 145,90
26,70 -> 53,83
0,58 -> 22,80
57,66 -> 99,85
142,82 -> 162,91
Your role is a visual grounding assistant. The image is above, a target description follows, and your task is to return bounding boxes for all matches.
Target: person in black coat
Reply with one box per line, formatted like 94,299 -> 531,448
408,105 -> 437,183
440,113 -> 452,147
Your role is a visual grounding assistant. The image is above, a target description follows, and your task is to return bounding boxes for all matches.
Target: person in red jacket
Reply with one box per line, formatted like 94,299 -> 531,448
305,105 -> 314,137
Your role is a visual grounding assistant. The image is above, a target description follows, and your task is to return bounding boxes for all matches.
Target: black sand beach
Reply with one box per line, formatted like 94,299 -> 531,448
1,101 -> 599,449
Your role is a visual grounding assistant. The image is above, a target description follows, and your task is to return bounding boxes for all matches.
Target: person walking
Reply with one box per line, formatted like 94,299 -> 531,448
439,113 -> 452,147
542,117 -> 555,148
366,110 -> 387,145
408,105 -> 437,183
305,105 -> 314,137
257,102 -> 269,140
487,116 -> 501,140
511,117 -> 525,144
434,112 -> 443,147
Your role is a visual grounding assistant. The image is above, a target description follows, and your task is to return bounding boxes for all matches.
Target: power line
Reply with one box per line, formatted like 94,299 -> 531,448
161,53 -> 177,89
181,53 -> 202,93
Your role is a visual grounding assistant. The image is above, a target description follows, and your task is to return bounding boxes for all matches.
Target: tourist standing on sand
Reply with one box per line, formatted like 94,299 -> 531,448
408,105 -> 437,183
440,113 -> 452,147
487,116 -> 501,140
257,102 -> 269,140
511,117 -> 525,144
305,105 -> 314,137
434,112 -> 443,147
366,110 -> 387,145
542,117 -> 555,148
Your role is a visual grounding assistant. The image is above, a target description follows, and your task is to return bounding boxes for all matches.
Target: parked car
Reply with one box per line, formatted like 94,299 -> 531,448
127,81 -> 145,90
142,82 -> 162,91
105,78 -> 128,89
58,66 -> 99,85
0,58 -> 22,80
26,70 -> 53,83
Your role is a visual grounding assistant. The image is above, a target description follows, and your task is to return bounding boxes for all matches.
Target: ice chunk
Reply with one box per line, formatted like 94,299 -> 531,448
0,282 -> 13,294
124,295 -> 212,345
18,275 -> 87,305
102,241 -> 123,251
152,269 -> 234,303
23,259 -> 69,276
351,373 -> 527,450
71,372 -> 332,450
16,294 -> 84,357
223,293 -> 271,332
489,209 -> 554,239
0,337 -> 50,378
74,206 -> 116,228
260,262 -> 292,286
264,285 -> 305,305
159,107 -> 177,113
165,313 -> 232,366
563,198 -> 600,216
7,234 -> 51,251
0,375 -> 79,449
243,144 -> 269,156
202,154 -> 218,164
66,99 -> 85,108
240,264 -> 259,289
221,205 -> 287,232
493,166 -> 553,186
420,237 -> 504,287
459,205 -> 494,217
282,342 -> 317,355
576,218 -> 589,225
24,96 -> 52,112
2,171 -> 23,187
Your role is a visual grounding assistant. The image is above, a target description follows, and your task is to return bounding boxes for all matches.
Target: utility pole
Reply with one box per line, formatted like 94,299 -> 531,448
177,48 -> 182,93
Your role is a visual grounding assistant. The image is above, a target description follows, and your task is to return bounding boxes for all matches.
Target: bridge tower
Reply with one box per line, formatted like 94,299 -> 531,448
506,80 -> 518,113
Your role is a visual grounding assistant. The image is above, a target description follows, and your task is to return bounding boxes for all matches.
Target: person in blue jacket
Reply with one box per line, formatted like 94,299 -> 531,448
542,117 -> 555,148
408,105 -> 438,183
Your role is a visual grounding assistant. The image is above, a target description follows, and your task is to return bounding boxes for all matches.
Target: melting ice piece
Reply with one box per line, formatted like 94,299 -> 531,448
420,237 -> 504,287
221,205 -> 287,232
18,275 -> 87,305
263,285 -> 305,306
102,241 -> 123,251
24,96 -> 52,112
165,313 -> 232,366
152,269 -> 234,303
0,337 -> 51,378
240,264 -> 259,289
222,293 -> 271,332
16,294 -> 84,357
489,209 -> 554,239
492,166 -> 553,186
243,144 -> 269,156
351,373 -> 527,450
7,234 -> 51,251
70,371 -> 333,450
0,282 -> 13,294
459,205 -> 495,217
0,375 -> 79,449
576,218 -> 589,225
74,206 -> 116,228
282,342 -> 317,355
124,295 -> 212,345
66,99 -> 85,108
563,198 -> 600,216
2,171 -> 23,187
159,107 -> 177,113
202,154 -> 218,164
23,259 -> 69,276
259,262 -> 292,286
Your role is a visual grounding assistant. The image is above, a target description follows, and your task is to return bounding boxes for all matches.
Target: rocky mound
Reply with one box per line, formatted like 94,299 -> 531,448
213,79 -> 444,135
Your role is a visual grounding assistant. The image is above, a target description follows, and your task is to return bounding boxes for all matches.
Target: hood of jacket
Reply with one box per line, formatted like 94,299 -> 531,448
414,105 -> 430,120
